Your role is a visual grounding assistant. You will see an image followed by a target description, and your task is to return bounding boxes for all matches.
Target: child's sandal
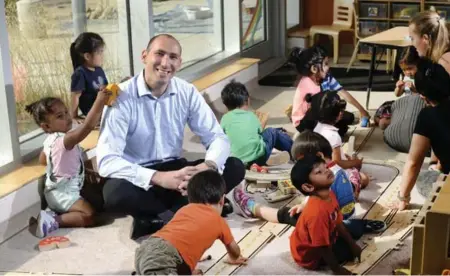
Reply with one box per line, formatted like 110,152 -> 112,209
364,220 -> 387,233
250,164 -> 268,173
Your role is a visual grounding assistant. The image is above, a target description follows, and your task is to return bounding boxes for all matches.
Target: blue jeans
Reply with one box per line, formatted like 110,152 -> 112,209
253,127 -> 293,166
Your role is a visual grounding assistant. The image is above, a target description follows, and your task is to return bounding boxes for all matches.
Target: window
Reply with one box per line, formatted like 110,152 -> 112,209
1,0 -> 244,177
152,0 -> 223,68
5,0 -> 131,138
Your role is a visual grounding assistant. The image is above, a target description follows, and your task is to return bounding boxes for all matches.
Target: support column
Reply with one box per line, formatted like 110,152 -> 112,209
116,0 -> 132,76
72,0 -> 87,38
129,0 -> 154,74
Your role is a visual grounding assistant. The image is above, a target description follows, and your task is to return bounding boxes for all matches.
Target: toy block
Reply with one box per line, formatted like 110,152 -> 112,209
277,179 -> 297,195
105,83 -> 121,106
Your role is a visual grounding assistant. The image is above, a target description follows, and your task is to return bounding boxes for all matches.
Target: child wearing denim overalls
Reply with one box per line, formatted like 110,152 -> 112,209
25,89 -> 110,238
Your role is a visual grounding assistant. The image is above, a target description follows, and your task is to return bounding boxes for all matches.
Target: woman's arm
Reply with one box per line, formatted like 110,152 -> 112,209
397,134 -> 430,209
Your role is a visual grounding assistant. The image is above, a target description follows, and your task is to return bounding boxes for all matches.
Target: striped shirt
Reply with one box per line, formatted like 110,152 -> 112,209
321,74 -> 343,92
383,95 -> 426,153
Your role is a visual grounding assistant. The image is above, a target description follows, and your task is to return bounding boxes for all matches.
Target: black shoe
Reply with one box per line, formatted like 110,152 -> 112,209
130,217 -> 165,240
221,197 -> 234,217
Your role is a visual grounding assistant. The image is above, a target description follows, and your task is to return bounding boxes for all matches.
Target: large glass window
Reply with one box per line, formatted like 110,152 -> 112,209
152,0 -> 223,68
5,0 -> 130,137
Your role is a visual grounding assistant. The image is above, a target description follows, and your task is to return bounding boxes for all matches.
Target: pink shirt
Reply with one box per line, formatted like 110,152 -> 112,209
44,133 -> 81,180
291,77 -> 321,127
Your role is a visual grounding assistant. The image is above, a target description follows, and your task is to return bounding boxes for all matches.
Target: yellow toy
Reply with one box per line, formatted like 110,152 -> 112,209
105,83 -> 121,106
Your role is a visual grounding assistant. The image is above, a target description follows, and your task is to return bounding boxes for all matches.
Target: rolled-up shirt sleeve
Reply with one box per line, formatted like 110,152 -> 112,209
187,86 -> 230,172
96,96 -> 155,191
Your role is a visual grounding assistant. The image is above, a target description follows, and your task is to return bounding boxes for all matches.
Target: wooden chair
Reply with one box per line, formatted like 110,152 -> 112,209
309,0 -> 354,64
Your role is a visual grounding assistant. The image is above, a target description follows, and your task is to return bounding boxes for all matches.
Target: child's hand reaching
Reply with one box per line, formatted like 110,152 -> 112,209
224,255 -> 248,265
96,87 -> 112,105
288,204 -> 304,216
345,154 -> 363,170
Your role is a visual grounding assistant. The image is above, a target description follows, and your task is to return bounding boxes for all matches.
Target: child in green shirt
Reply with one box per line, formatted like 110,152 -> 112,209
220,80 -> 293,167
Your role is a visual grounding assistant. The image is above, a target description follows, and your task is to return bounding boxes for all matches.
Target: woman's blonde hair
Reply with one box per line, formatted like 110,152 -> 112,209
410,11 -> 450,62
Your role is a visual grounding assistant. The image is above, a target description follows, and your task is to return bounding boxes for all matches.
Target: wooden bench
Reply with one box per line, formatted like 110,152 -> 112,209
0,58 -> 260,200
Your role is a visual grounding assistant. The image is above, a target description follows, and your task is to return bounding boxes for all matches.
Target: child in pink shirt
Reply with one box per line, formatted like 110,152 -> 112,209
290,46 -> 370,136
25,88 -> 111,238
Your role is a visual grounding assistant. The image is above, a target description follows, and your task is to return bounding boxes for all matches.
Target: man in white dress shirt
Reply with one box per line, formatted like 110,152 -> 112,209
96,34 -> 245,239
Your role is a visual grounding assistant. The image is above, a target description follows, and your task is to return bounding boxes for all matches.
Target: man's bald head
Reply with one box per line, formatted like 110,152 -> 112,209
146,34 -> 182,55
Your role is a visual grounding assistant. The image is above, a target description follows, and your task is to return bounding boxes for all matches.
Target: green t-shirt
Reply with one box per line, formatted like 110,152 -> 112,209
220,109 -> 266,164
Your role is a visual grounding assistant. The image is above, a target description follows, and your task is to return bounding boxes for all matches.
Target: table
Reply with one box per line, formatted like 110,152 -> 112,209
359,27 -> 411,109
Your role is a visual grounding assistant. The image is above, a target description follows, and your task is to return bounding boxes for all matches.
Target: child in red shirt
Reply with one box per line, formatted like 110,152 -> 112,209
290,154 -> 361,274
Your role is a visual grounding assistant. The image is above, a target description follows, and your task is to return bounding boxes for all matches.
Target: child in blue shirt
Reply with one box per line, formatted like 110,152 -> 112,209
70,32 -> 108,121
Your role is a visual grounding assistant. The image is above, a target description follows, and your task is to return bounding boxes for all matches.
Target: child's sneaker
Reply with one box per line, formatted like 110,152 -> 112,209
36,210 -> 59,238
232,188 -> 256,219
266,151 -> 290,166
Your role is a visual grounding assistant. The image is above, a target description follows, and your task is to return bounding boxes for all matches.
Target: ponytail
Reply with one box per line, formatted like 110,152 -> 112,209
70,42 -> 82,70
25,102 -> 38,116
431,18 -> 450,62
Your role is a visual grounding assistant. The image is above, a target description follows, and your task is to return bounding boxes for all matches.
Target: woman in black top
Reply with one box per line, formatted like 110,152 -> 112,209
395,58 -> 450,210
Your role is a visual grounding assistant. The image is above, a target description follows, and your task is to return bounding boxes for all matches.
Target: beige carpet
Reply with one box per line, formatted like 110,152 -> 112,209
0,125 -> 427,275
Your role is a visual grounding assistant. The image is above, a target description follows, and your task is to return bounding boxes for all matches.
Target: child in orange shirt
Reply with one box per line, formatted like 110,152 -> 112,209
290,154 -> 362,275
134,170 -> 247,275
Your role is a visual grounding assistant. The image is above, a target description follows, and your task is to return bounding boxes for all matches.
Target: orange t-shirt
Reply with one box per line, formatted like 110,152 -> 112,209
290,192 -> 343,270
153,204 -> 234,272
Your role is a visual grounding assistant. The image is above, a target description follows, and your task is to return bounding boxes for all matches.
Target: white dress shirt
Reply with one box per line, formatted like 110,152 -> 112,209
96,71 -> 230,190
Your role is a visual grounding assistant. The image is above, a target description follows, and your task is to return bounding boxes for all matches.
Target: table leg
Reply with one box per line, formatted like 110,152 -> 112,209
366,45 -> 377,110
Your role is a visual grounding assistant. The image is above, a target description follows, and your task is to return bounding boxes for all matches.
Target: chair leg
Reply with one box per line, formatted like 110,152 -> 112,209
333,34 -> 339,64
386,49 -> 391,73
347,41 -> 360,73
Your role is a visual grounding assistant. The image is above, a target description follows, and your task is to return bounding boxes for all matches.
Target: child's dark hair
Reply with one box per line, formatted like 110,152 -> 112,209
291,130 -> 333,160
288,46 -> 328,77
187,170 -> 226,204
221,80 -> 249,110
25,97 -> 64,125
70,32 -> 105,70
415,57 -> 450,103
291,154 -> 326,196
399,46 -> 420,68
305,91 -> 346,125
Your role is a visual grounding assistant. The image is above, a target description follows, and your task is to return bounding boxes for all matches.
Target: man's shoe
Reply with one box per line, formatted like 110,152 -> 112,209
130,218 -> 165,240
221,197 -> 234,217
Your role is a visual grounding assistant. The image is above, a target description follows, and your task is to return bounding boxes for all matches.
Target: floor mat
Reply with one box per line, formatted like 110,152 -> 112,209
234,162 -> 401,275
258,64 -> 396,91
